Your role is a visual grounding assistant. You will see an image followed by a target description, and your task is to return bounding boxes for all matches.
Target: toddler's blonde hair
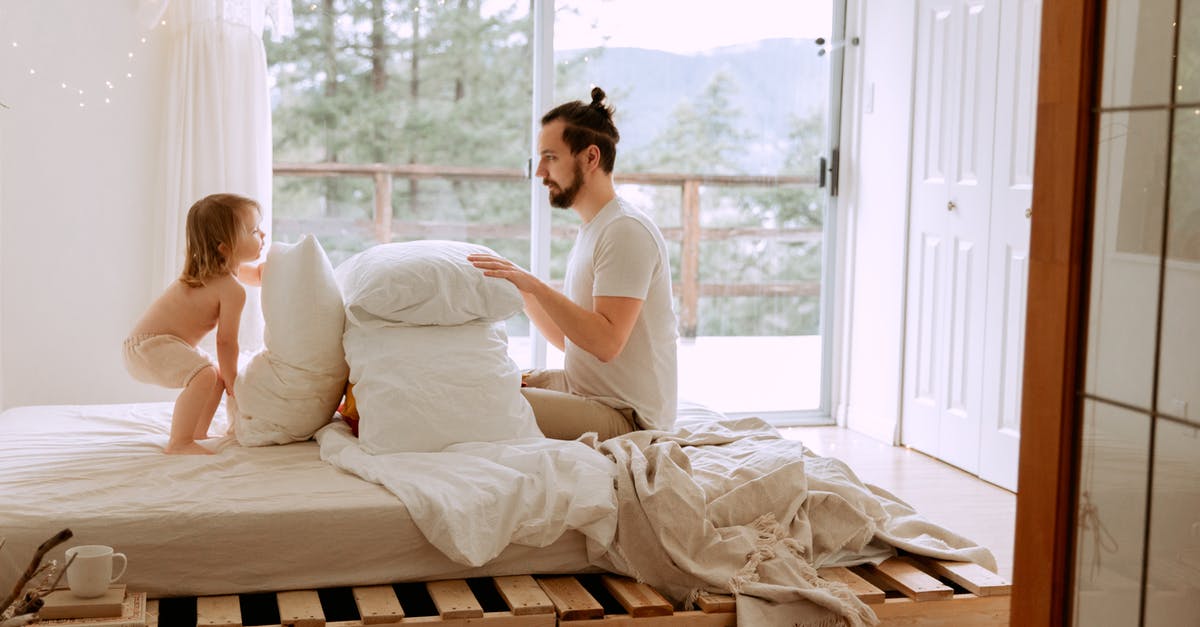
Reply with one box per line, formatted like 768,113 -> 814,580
180,193 -> 260,288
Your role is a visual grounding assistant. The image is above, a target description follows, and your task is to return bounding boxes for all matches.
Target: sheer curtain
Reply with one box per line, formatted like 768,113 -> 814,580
142,0 -> 292,353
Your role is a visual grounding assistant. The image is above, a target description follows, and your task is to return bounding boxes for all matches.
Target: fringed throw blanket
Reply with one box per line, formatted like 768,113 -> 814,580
583,416 -> 996,627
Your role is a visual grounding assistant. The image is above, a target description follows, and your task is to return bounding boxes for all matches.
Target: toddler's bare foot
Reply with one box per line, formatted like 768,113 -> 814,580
165,440 -> 215,455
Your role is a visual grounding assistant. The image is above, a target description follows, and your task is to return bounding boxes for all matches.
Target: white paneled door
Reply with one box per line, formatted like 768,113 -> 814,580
903,0 -> 1001,475
903,0 -> 1037,492
978,0 -> 1040,492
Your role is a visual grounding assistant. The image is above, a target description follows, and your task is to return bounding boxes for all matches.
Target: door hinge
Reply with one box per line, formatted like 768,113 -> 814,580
825,147 -> 844,196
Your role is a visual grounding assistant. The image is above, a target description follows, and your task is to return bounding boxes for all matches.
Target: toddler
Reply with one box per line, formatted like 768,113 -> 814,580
124,193 -> 266,454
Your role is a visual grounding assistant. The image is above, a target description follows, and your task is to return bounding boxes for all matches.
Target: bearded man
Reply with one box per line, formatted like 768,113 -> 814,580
469,87 -> 678,439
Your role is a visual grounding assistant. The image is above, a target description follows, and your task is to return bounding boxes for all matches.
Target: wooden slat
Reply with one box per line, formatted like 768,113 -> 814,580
873,593 -> 1010,626
601,575 -> 673,617
196,595 -> 242,627
536,576 -> 605,620
352,585 -> 404,624
146,599 -> 160,627
866,557 -> 954,601
426,579 -> 484,619
819,566 -> 887,604
277,590 -> 325,627
694,593 -> 736,614
560,611 -> 737,627
493,575 -> 555,615
926,559 -> 1012,597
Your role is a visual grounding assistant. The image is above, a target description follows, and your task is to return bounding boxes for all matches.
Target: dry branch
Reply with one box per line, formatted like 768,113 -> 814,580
0,528 -> 72,614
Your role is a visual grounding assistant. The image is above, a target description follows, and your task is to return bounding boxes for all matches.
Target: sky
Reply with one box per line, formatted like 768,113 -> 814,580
554,0 -> 832,54
486,0 -> 833,55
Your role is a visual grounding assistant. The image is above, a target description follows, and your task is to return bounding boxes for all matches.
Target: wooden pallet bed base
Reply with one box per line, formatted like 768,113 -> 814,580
141,555 -> 1009,626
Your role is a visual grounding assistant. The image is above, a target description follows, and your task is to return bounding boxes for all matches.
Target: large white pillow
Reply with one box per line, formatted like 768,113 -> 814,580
334,240 -> 523,327
233,235 -> 349,446
344,320 -> 541,453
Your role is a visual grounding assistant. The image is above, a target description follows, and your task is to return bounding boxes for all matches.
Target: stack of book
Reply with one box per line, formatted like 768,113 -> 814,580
36,585 -> 147,627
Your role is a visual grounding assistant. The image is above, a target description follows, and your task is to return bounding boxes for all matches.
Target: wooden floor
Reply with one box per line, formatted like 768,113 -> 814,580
778,425 -> 1016,582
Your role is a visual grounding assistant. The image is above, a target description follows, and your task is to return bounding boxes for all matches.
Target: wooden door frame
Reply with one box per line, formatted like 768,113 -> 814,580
1012,1 -> 1100,625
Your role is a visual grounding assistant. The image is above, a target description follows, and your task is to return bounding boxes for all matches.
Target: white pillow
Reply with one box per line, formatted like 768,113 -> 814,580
344,320 -> 541,453
233,235 -> 349,446
334,240 -> 523,327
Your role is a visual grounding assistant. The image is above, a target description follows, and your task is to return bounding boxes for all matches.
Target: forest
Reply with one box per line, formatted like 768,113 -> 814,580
266,0 -> 830,336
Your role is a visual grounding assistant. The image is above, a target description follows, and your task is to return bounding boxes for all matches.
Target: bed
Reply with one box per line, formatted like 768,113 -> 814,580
4,221 -> 1007,626
0,399 -> 1010,626
0,402 -> 595,599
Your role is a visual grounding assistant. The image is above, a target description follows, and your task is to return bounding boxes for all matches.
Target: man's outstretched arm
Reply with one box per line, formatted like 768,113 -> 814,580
469,254 -> 641,362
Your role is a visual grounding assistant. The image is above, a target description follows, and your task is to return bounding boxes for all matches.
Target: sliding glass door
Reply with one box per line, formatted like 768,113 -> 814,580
267,0 -> 844,420
545,0 -> 844,420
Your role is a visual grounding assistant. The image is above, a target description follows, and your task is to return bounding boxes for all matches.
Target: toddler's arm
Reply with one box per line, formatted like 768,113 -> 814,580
216,281 -> 247,396
238,262 -> 265,287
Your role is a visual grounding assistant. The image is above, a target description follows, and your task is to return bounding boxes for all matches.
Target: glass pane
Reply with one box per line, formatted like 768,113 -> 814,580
1178,0 -> 1200,103
1101,0 -> 1176,108
1072,400 -> 1151,627
1158,110 -> 1200,421
1085,111 -> 1167,409
1144,419 -> 1200,625
553,0 -> 834,415
266,0 -> 536,355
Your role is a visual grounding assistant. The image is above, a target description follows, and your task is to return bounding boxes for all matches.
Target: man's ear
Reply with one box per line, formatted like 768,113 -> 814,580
585,145 -> 602,172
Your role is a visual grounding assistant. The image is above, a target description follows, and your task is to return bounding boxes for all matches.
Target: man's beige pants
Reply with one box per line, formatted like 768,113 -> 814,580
520,369 -> 636,441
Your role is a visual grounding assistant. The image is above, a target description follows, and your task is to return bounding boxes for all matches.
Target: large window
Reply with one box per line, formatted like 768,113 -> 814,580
267,0 -> 843,421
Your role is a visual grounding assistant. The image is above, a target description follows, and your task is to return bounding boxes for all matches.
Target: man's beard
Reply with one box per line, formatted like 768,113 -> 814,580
547,160 -> 585,209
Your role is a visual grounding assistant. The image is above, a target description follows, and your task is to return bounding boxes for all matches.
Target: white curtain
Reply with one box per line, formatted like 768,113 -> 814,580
144,0 -> 292,353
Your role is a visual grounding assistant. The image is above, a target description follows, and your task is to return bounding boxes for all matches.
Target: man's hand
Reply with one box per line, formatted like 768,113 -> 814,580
468,253 -> 642,362
469,253 -> 564,350
467,254 -> 540,293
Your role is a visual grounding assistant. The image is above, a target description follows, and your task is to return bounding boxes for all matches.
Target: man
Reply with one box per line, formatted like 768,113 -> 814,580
469,87 -> 678,440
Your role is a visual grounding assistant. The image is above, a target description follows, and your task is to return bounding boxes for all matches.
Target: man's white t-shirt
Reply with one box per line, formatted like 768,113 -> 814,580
562,196 -> 678,430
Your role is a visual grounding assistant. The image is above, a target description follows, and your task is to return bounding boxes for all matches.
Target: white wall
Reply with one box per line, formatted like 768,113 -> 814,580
0,0 -> 173,409
835,0 -> 917,443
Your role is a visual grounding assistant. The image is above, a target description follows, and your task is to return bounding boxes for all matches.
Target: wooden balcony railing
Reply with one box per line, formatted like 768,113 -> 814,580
273,162 -> 822,336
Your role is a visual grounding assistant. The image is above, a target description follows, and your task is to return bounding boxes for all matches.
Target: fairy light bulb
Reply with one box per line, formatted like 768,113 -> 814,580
12,30 -> 152,110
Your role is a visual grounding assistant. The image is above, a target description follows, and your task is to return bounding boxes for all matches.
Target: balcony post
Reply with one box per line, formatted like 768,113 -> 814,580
374,171 -> 393,243
680,179 -> 701,338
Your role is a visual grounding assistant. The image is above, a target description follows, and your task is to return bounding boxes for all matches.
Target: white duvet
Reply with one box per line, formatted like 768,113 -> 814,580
316,421 -> 617,566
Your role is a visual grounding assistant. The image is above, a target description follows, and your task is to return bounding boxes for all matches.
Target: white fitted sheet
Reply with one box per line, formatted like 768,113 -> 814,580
0,402 -> 594,598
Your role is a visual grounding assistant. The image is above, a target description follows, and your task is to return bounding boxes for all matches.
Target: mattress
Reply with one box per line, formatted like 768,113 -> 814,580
0,402 -> 595,598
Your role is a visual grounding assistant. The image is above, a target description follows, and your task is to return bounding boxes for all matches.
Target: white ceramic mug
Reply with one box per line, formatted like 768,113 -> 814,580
64,545 -> 127,598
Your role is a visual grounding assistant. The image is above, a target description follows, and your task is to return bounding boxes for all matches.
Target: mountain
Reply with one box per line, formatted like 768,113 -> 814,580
560,38 -> 830,173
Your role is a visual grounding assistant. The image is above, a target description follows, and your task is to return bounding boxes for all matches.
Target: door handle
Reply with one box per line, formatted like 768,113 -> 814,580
947,201 -> 957,212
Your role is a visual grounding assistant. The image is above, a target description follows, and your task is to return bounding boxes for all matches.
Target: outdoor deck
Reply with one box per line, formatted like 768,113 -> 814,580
508,335 -> 822,418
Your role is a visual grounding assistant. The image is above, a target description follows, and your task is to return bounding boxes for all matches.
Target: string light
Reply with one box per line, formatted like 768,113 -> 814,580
8,23 -> 157,111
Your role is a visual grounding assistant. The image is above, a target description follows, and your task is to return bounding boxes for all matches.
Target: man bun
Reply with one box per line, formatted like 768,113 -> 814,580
541,87 -> 620,173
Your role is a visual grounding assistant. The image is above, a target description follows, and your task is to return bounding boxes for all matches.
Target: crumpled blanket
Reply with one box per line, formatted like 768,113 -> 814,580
582,416 -> 997,627
316,422 -> 618,566
318,412 -> 997,627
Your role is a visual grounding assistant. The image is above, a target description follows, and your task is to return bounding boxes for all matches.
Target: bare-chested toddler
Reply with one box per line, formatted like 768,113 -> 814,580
124,193 -> 266,454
